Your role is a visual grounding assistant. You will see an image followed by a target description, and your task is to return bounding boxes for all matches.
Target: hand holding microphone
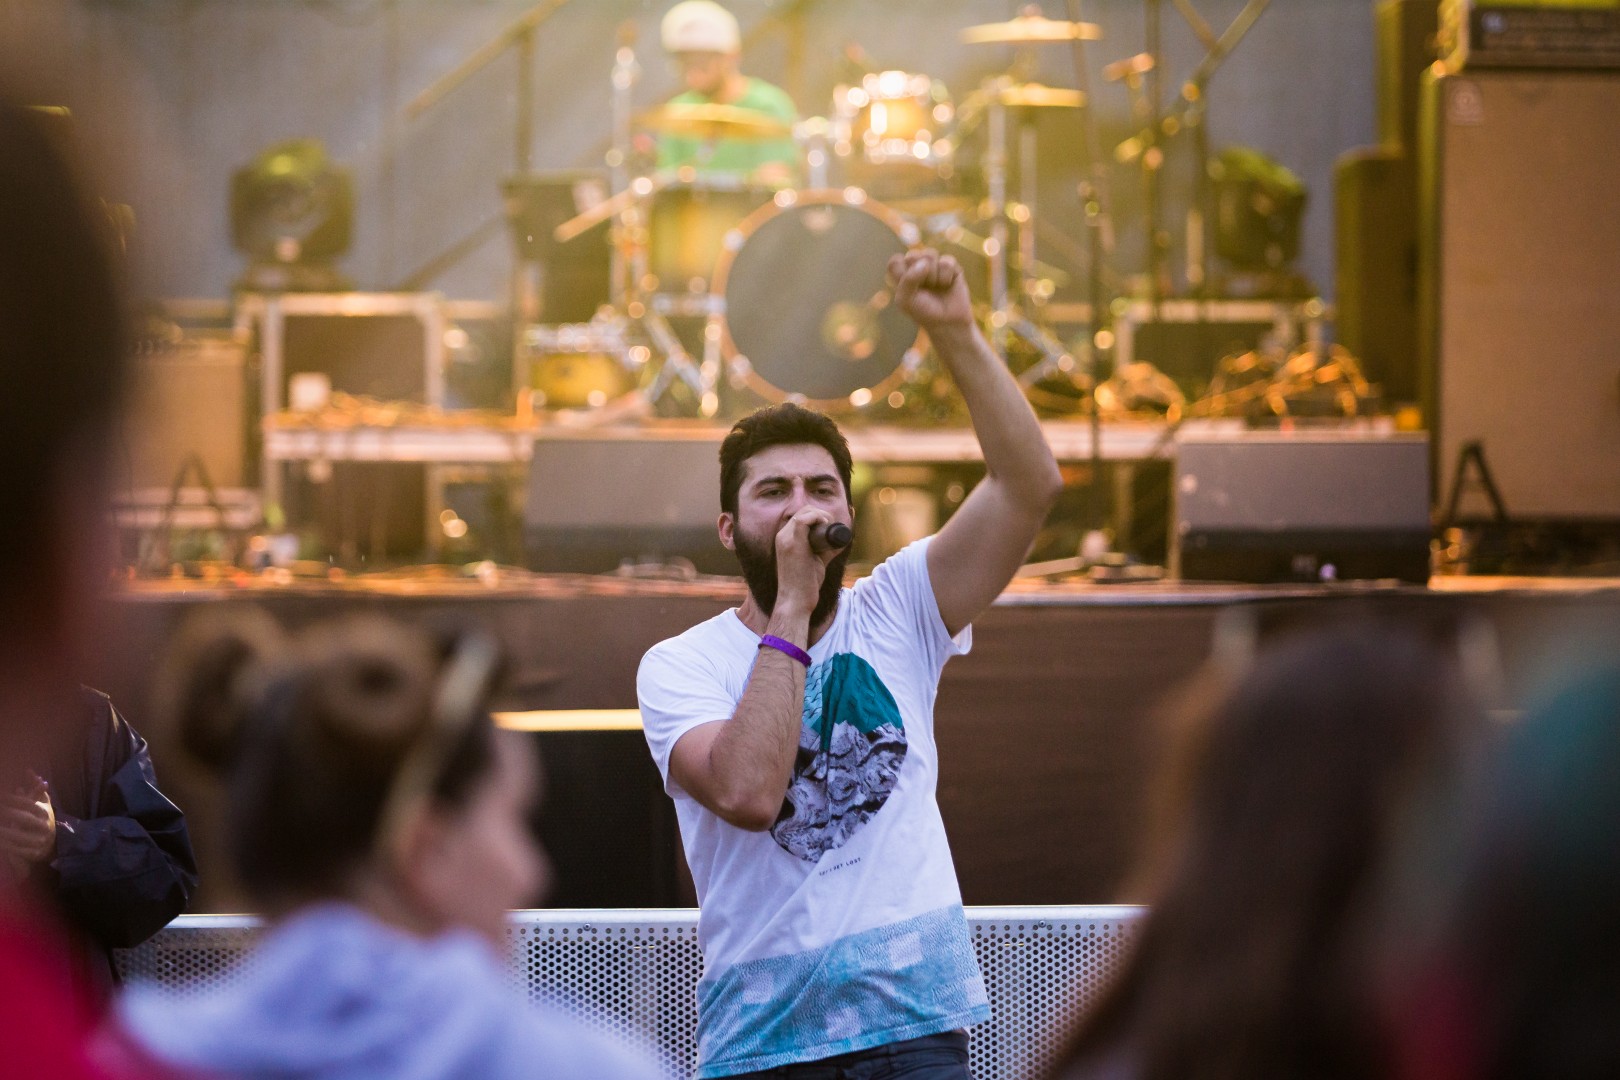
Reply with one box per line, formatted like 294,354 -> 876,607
808,521 -> 852,554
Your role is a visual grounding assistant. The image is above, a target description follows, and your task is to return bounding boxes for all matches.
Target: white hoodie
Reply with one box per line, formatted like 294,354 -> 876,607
117,903 -> 663,1080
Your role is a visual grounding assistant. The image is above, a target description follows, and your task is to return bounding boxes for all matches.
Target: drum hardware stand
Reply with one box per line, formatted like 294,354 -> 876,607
551,173 -> 721,416
978,80 -> 1089,401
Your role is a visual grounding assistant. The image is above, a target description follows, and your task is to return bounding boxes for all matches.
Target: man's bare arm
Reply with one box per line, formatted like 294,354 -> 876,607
890,251 -> 1062,637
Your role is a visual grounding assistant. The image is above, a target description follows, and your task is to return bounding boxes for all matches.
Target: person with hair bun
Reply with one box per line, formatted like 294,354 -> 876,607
116,611 -> 661,1080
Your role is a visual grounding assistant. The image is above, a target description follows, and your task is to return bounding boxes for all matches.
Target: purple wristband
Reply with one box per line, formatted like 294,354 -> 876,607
758,634 -> 812,667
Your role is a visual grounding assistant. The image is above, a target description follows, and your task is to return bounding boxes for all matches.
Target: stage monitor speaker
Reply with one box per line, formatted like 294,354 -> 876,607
1420,71 -> 1620,520
523,436 -> 730,575
1172,432 -> 1432,584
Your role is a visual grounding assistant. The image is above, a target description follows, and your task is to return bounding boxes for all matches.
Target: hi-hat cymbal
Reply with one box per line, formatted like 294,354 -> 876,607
961,13 -> 1102,45
996,82 -> 1086,108
638,102 -> 794,139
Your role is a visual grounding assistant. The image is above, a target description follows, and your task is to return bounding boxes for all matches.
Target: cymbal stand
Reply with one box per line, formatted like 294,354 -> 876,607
981,86 -> 1083,394
1017,105 -> 1042,309
607,21 -> 639,308
639,300 -> 712,408
986,88 -> 1011,352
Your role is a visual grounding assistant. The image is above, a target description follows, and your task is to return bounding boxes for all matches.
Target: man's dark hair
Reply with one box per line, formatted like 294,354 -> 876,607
0,100 -> 128,587
719,402 -> 854,515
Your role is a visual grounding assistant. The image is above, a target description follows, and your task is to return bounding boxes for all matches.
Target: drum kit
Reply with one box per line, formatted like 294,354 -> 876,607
528,8 -> 1106,420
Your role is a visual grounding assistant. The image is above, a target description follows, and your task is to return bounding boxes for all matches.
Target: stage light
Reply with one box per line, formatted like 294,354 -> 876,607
1209,146 -> 1306,273
230,138 -> 354,292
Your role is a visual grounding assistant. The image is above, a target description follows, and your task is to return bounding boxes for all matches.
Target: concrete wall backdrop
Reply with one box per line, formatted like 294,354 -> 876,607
41,0 -> 1376,305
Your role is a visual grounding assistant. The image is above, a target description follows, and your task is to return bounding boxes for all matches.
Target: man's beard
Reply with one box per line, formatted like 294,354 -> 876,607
733,525 -> 849,629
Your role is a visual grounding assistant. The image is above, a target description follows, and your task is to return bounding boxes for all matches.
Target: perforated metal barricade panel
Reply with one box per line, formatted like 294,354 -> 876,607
118,906 -> 1142,1079
968,907 -> 1141,1080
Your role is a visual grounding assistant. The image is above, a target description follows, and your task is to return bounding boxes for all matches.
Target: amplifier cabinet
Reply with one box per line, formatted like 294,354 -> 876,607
1420,71 -> 1620,520
124,332 -> 249,491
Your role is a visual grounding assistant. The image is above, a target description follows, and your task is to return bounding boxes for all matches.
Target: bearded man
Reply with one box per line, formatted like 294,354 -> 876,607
637,249 -> 1061,1078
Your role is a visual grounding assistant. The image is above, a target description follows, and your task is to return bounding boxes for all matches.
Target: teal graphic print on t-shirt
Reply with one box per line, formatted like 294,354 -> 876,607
770,653 -> 907,863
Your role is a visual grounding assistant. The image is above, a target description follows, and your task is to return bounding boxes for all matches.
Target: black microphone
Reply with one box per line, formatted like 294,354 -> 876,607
809,521 -> 853,553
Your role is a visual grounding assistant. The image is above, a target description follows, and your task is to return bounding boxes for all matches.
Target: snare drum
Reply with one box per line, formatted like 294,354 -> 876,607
833,71 -> 955,198
712,189 -> 922,410
644,178 -> 775,296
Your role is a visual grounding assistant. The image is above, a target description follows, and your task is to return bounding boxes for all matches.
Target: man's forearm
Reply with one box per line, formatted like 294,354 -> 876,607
930,322 -> 1062,509
708,656 -> 801,823
705,606 -> 811,829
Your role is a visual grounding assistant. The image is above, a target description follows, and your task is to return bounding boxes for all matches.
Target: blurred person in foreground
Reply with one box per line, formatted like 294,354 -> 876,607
0,93 -> 159,1078
5,686 -> 197,1005
1050,622 -> 1483,1080
116,611 -> 662,1080
1374,660 -> 1620,1080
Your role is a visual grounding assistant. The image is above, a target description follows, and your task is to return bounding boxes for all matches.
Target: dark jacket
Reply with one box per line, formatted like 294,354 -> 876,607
26,687 -> 198,1000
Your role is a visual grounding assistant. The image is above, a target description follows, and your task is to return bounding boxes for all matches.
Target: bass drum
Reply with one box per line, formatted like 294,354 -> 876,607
713,189 -> 922,410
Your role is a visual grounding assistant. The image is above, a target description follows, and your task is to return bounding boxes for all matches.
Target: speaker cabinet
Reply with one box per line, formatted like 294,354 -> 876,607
1420,71 -> 1620,519
503,172 -> 614,324
1335,148 -> 1419,404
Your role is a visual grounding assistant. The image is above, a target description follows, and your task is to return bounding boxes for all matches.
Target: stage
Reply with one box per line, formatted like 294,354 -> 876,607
93,570 -> 1620,914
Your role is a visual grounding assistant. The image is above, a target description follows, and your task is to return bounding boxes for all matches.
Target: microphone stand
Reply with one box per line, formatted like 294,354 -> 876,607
1066,0 -> 1119,565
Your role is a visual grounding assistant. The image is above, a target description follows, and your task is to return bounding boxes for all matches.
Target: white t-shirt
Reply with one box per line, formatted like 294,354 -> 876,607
637,537 -> 990,1077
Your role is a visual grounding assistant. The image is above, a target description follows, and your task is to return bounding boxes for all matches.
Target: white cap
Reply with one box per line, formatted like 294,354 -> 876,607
661,0 -> 741,54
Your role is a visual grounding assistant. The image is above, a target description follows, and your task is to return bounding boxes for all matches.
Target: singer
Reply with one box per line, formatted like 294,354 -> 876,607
637,248 -> 1060,1079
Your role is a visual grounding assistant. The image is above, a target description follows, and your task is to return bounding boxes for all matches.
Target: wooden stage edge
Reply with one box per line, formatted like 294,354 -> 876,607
94,573 -> 1620,912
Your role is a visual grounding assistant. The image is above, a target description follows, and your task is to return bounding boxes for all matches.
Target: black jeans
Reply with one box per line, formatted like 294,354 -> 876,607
722,1030 -> 972,1080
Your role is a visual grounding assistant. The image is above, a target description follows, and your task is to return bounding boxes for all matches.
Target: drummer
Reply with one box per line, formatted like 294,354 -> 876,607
657,0 -> 800,186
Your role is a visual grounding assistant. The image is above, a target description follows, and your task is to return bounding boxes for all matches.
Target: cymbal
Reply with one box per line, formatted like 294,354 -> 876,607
996,82 -> 1086,109
638,102 -> 794,140
961,13 -> 1102,45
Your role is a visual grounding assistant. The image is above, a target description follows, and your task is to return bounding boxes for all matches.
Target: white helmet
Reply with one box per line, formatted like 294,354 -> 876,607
661,0 -> 741,54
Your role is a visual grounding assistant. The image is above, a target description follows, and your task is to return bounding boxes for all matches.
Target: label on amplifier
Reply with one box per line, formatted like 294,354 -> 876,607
1445,2 -> 1620,68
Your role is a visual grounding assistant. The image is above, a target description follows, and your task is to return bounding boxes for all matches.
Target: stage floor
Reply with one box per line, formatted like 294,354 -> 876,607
95,571 -> 1620,911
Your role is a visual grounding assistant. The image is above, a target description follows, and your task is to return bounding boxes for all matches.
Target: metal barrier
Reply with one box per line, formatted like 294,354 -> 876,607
117,906 -> 1143,1080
